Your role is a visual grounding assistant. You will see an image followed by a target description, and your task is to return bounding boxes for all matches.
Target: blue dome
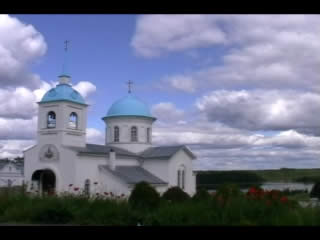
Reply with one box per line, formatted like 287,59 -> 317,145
40,83 -> 86,105
104,94 -> 155,119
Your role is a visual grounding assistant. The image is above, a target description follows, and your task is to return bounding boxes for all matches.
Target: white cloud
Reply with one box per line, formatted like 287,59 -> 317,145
162,75 -> 196,93
0,117 -> 37,139
196,89 -> 320,134
86,128 -> 104,145
0,14 -> 47,88
0,139 -> 35,159
73,81 -> 97,99
151,102 -> 185,123
132,14 -> 226,57
152,120 -> 320,170
134,15 -> 320,93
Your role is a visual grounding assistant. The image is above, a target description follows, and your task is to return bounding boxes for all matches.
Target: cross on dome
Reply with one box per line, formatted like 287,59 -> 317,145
126,80 -> 133,94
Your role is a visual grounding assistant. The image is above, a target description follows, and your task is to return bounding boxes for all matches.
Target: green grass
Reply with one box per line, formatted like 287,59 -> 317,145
0,187 -> 319,225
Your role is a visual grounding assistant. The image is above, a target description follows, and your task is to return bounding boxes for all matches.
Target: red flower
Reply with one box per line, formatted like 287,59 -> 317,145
110,192 -> 113,196
94,182 -> 98,185
104,192 -> 109,195
248,187 -> 257,194
74,187 -> 79,191
69,184 -> 73,187
280,196 -> 288,203
121,194 -> 125,197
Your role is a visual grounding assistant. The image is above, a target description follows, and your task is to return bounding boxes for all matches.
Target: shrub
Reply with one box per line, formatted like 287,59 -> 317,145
162,187 -> 190,203
128,181 -> 160,211
216,184 -> 242,200
310,181 -> 320,199
31,200 -> 73,224
192,188 -> 211,202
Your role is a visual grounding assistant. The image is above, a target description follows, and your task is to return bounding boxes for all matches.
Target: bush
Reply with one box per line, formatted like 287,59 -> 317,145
31,201 -> 73,224
162,187 -> 190,203
192,188 -> 211,202
310,181 -> 320,199
215,184 -> 242,200
128,181 -> 160,211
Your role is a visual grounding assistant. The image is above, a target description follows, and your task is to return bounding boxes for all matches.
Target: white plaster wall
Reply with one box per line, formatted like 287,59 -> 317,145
38,102 -> 87,148
24,144 -> 77,193
104,116 -> 154,153
168,149 -> 196,196
99,169 -> 130,196
74,155 -> 105,192
142,160 -> 168,183
0,163 -> 24,187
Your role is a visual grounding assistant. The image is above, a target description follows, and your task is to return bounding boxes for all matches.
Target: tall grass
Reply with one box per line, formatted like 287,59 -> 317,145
0,187 -> 319,225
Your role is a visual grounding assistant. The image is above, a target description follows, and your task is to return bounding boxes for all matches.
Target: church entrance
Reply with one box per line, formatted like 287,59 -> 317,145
31,169 -> 56,196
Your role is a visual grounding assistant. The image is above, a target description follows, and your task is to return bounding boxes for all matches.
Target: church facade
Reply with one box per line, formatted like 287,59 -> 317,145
23,73 -> 196,197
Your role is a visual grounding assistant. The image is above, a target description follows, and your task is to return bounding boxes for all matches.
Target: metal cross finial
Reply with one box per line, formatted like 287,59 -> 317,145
64,40 -> 70,52
127,80 -> 133,93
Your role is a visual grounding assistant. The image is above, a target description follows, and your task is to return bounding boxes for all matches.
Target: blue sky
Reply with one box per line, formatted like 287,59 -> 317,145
1,14 -> 320,170
14,14 -> 201,130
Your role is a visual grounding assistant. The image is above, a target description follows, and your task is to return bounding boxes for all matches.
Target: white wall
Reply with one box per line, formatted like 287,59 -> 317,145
104,116 -> 154,153
142,159 -> 168,183
0,163 -> 24,187
168,149 -> 196,196
24,144 -> 77,193
38,102 -> 87,148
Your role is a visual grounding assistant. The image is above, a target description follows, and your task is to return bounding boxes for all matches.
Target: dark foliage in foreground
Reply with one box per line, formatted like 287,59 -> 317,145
0,184 -> 320,225
310,182 -> 320,199
128,181 -> 160,211
162,187 -> 190,203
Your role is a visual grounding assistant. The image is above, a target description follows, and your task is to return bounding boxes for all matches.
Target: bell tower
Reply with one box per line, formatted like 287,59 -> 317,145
37,41 -> 88,148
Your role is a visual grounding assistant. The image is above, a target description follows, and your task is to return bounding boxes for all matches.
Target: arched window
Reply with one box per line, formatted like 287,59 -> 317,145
114,126 -> 120,142
84,179 -> 90,197
131,126 -> 138,142
47,111 -> 56,128
177,165 -> 186,190
69,112 -> 78,129
146,128 -> 150,143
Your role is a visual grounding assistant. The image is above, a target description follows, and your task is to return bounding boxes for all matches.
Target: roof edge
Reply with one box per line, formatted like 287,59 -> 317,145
102,115 -> 156,121
38,99 -> 89,106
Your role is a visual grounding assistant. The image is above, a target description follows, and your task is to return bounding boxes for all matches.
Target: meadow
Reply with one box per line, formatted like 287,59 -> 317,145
0,184 -> 319,226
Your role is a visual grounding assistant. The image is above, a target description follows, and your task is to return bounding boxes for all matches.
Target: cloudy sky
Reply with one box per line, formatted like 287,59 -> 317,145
0,14 -> 319,170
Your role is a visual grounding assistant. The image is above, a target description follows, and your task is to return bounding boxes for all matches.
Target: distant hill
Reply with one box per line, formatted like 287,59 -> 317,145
196,168 -> 320,189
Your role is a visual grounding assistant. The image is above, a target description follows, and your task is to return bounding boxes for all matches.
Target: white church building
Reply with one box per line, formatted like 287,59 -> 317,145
24,68 -> 196,197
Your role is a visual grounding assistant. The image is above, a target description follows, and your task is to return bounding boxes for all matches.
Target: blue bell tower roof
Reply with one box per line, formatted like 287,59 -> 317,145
103,94 -> 156,120
39,81 -> 87,105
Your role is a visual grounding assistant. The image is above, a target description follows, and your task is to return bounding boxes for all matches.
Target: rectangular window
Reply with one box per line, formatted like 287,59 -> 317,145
146,128 -> 150,143
182,170 -> 185,190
